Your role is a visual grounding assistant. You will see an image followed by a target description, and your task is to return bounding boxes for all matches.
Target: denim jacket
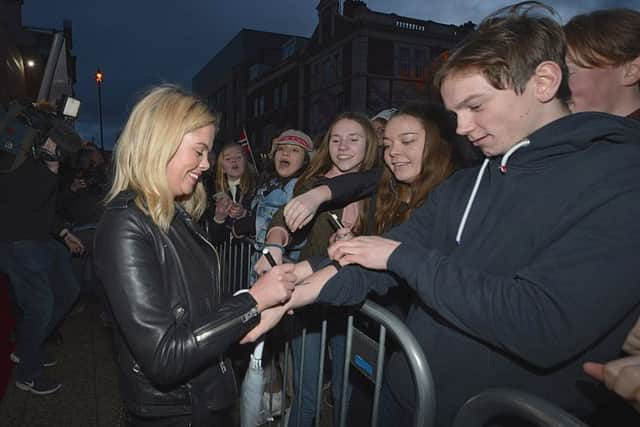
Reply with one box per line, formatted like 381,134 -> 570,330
251,178 -> 303,262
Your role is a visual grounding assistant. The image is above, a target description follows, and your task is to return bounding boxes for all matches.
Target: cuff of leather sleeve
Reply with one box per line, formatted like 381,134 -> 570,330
193,293 -> 260,347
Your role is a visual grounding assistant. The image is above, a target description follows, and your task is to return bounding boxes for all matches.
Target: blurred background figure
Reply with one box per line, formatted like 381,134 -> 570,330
564,8 -> 640,119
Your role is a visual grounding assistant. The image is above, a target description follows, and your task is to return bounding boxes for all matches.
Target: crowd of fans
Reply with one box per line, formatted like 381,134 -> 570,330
1,2 -> 640,427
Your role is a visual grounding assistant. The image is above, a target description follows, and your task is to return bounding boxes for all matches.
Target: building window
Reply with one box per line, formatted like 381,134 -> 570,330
414,49 -> 426,79
398,47 -> 410,77
281,83 -> 288,106
397,46 -> 428,80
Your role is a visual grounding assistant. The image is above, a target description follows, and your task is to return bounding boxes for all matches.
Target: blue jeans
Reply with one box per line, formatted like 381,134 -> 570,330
288,310 -> 352,427
0,239 -> 80,381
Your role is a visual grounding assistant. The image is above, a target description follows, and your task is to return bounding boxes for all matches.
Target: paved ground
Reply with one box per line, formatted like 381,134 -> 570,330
0,298 -> 123,427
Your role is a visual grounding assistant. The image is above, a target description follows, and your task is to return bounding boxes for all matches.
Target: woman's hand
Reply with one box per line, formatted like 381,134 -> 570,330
254,246 -> 284,276
228,202 -> 246,219
70,177 -> 87,192
283,186 -> 331,232
64,231 -> 85,255
623,318 -> 640,355
328,227 -> 354,246
240,304 -> 288,344
214,195 -> 232,222
328,235 -> 401,270
249,263 -> 296,311
584,356 -> 640,412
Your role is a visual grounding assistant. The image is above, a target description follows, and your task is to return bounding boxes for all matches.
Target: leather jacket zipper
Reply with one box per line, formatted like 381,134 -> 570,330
194,305 -> 259,344
195,230 -> 222,294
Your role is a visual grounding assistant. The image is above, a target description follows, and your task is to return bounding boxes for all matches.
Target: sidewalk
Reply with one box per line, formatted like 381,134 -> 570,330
0,297 -> 123,427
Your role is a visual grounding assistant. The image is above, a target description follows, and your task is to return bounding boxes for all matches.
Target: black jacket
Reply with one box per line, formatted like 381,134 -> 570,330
0,156 -> 66,241
94,191 -> 260,420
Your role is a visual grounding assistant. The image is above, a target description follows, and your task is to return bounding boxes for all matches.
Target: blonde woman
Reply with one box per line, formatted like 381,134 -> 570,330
207,142 -> 256,245
94,85 -> 296,427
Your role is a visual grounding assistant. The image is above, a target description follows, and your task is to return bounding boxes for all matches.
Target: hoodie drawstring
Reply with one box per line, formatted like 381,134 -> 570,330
456,158 -> 489,245
455,138 -> 531,245
456,139 -> 531,245
499,139 -> 530,173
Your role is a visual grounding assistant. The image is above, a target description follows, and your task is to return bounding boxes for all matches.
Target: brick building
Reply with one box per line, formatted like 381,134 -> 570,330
193,0 -> 473,155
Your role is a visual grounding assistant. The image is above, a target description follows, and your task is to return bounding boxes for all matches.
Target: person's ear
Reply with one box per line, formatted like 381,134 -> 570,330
622,56 -> 640,87
532,61 -> 563,103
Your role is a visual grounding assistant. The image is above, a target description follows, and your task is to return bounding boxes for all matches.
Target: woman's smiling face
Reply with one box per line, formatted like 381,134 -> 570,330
328,118 -> 367,174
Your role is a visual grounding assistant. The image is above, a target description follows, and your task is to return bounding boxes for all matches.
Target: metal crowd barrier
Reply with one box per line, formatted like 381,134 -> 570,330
452,388 -> 588,427
215,236 -> 256,298
215,237 -> 435,427
273,300 -> 435,427
215,238 -> 587,427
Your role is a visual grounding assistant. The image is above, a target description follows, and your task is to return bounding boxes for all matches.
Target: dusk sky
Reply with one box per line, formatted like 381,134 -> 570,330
22,0 -> 638,149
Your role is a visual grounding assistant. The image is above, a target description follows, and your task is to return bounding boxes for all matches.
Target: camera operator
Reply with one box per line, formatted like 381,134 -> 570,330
0,104 -> 83,395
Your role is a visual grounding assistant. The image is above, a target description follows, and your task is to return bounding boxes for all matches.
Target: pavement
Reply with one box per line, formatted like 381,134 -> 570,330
0,297 -> 123,427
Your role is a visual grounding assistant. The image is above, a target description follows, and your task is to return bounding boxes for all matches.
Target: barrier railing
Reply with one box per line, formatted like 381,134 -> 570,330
216,237 -> 436,427
452,388 -> 588,427
216,236 -> 256,297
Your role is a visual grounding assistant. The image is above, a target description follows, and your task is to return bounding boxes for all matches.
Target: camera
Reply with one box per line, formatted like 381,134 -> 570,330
0,96 -> 83,173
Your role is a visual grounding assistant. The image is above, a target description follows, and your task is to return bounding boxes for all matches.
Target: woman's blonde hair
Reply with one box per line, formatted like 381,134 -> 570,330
106,84 -> 216,232
213,142 -> 256,196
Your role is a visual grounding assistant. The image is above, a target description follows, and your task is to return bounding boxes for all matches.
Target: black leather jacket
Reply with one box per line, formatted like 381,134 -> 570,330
94,191 -> 260,420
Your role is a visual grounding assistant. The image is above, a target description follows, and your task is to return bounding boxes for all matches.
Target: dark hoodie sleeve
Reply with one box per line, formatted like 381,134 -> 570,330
316,168 -> 381,206
316,264 -> 399,306
385,166 -> 640,369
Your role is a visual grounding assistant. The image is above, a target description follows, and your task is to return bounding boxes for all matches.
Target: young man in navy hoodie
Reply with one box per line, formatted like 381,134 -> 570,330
244,2 -> 640,426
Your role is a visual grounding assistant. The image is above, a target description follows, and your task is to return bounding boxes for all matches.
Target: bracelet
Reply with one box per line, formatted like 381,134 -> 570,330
329,260 -> 342,271
263,243 -> 284,251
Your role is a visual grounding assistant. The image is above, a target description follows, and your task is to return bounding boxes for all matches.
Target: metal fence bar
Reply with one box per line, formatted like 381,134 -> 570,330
281,328 -> 290,422
314,320 -> 327,427
215,237 -> 256,294
338,315 -> 354,427
294,327 -> 306,427
452,388 -> 588,427
359,299 -> 436,427
371,324 -> 387,427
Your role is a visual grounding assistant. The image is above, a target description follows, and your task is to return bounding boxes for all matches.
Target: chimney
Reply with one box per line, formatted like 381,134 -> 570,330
316,0 -> 339,44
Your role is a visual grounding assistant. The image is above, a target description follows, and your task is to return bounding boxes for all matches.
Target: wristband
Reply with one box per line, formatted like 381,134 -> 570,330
263,243 -> 284,251
60,230 -> 69,239
329,260 -> 342,271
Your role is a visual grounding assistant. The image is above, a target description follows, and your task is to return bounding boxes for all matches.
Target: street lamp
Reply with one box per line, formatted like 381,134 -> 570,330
95,68 -> 104,152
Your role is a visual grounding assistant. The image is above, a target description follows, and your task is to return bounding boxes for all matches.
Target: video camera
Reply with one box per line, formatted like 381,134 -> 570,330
0,96 -> 83,173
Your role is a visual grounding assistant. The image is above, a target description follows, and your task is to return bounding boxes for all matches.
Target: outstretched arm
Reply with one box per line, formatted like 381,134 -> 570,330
241,265 -> 339,343
283,169 -> 381,232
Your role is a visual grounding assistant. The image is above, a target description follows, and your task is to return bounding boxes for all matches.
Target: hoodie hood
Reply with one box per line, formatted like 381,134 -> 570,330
455,112 -> 640,244
500,112 -> 640,170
